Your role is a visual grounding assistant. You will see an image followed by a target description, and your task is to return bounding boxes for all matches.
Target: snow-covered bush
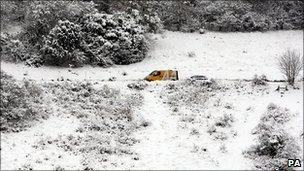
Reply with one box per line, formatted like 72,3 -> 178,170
0,34 -> 28,63
1,34 -> 44,66
141,12 -> 163,33
80,12 -> 149,66
251,74 -> 268,86
259,103 -> 292,124
41,20 -> 87,67
215,113 -> 234,127
163,80 -> 220,111
241,12 -> 270,32
127,81 -> 148,90
126,9 -> 163,33
0,71 -> 49,132
20,1 -> 97,47
244,103 -> 301,170
187,51 -> 196,58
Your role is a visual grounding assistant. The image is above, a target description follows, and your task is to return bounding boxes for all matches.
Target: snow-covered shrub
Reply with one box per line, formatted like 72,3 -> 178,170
1,34 -> 28,63
0,71 -> 49,132
126,9 -> 163,33
1,34 -> 43,66
163,80 -> 220,110
20,1 -> 97,47
127,92 -> 144,107
259,103 -> 292,124
277,49 -> 303,86
215,113 -> 234,127
187,51 -> 196,58
213,131 -> 228,141
207,125 -> 217,135
241,12 -> 270,31
251,74 -> 268,86
127,81 -> 148,90
216,11 -> 243,32
244,103 -> 301,170
141,12 -> 163,33
41,20 -> 87,67
80,12 -> 149,66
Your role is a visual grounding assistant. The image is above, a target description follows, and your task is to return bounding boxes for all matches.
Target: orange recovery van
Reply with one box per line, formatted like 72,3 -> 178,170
145,70 -> 179,81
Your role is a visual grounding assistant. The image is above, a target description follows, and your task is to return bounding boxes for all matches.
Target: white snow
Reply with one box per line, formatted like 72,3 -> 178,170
1,114 -> 82,170
1,30 -> 303,82
1,30 -> 303,170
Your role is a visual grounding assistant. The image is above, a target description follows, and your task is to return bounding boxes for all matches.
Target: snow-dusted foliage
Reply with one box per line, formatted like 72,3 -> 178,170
20,1 -> 97,46
163,79 -> 221,110
39,81 -> 144,167
96,1 -> 164,33
127,81 -> 148,90
0,71 -> 49,132
244,103 -> 301,170
81,12 -> 148,66
41,20 -> 87,67
1,34 -> 28,63
151,1 -> 303,32
214,113 -> 234,128
251,74 -> 268,86
0,33 -> 43,66
40,11 -> 149,67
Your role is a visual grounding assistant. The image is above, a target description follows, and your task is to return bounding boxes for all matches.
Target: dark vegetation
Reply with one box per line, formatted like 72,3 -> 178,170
1,0 -> 303,68
1,1 -> 155,67
95,0 -> 303,32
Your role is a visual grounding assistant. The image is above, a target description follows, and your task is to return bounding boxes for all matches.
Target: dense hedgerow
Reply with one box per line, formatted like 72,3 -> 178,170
0,71 -> 49,132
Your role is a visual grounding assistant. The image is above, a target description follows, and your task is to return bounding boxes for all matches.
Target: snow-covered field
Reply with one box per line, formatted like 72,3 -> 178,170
1,30 -> 303,170
2,30 -> 303,81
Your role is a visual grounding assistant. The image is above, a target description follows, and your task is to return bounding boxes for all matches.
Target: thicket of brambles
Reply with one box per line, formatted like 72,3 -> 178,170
0,0 -> 303,67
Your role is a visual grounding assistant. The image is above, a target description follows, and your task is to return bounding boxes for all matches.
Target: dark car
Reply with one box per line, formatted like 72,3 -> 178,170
187,75 -> 213,86
190,75 -> 208,80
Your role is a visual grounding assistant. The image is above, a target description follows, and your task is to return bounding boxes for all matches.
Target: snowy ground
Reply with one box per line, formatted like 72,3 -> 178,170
1,30 -> 303,81
1,30 -> 303,170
